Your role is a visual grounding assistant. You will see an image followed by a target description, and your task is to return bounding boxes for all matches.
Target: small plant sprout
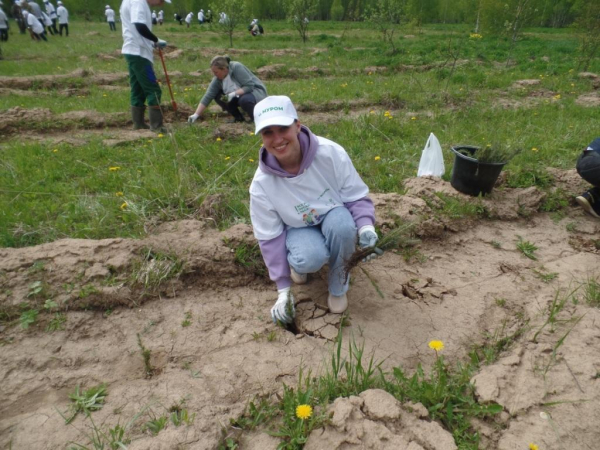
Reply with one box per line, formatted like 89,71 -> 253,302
516,236 -> 538,260
137,333 -> 155,378
144,415 -> 168,436
19,309 -> 39,329
182,311 -> 192,327
581,277 -> 600,307
491,240 -> 502,249
65,384 -> 108,424
27,281 -> 45,298
495,298 -> 507,307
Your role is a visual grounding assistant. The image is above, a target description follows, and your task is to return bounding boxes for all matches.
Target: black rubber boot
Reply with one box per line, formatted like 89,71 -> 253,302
131,106 -> 149,130
148,107 -> 166,133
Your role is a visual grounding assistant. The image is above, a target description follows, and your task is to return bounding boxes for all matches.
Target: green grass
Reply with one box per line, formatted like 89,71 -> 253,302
1,21 -> 599,247
64,384 -> 108,424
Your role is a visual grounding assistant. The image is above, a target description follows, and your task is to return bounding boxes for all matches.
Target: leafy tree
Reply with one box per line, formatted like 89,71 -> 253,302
331,0 -> 344,20
214,0 -> 248,47
573,0 -> 600,70
286,0 -> 318,43
406,0 -> 438,28
366,0 -> 406,53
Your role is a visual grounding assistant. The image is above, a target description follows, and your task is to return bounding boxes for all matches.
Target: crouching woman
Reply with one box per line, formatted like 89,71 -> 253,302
249,96 -> 380,324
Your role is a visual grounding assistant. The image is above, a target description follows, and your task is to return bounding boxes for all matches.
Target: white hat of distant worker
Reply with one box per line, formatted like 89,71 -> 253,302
106,5 -> 110,8
254,96 -> 298,134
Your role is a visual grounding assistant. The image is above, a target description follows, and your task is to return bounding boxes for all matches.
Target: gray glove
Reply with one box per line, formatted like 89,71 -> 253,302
155,39 -> 167,49
358,225 -> 383,262
188,113 -> 200,123
271,288 -> 295,324
227,91 -> 237,102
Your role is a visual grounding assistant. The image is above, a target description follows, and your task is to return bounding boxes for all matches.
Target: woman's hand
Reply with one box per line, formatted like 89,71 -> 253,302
271,288 -> 295,324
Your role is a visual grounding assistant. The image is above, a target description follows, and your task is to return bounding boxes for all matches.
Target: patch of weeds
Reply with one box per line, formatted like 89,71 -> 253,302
533,286 -> 579,342
565,222 -> 577,233
78,284 -> 99,299
181,311 -> 192,327
432,193 -> 488,219
64,384 -> 108,424
540,188 -> 569,213
223,238 -> 267,277
533,269 -> 558,283
137,333 -> 155,378
130,247 -> 184,292
271,368 -> 328,449
506,165 -> 553,188
19,308 -> 39,329
144,415 -> 168,436
401,247 -> 426,263
516,236 -> 538,260
495,298 -> 506,307
266,330 -> 277,342
67,417 -> 132,450
28,260 -> 47,274
491,240 -> 502,249
47,313 -> 67,332
469,319 -> 528,365
169,402 -> 196,427
230,397 -> 278,431
27,280 -> 48,299
252,331 -> 263,341
517,204 -> 532,219
581,277 -> 600,307
385,350 -> 502,448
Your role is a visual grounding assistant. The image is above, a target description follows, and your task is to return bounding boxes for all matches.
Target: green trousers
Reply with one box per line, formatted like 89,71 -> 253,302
124,54 -> 162,107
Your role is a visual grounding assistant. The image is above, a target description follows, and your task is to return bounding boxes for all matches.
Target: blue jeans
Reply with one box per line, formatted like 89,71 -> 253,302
286,207 -> 357,296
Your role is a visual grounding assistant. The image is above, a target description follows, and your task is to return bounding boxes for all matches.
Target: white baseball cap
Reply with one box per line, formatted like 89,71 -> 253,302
254,96 -> 298,134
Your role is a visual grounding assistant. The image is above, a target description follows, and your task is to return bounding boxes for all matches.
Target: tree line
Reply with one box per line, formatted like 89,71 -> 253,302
15,0 -> 597,30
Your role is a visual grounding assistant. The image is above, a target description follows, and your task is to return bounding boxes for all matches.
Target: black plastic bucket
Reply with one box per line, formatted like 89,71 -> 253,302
450,146 -> 506,196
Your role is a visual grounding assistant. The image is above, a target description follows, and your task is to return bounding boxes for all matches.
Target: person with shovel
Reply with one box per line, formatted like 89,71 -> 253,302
120,0 -> 170,131
188,56 -> 267,124
249,95 -> 381,325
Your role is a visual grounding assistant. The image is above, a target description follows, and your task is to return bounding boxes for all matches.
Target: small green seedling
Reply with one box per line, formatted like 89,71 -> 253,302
137,333 -> 154,378
20,309 -> 39,329
65,384 -> 108,424
182,311 -> 192,327
145,415 -> 168,435
516,236 -> 538,260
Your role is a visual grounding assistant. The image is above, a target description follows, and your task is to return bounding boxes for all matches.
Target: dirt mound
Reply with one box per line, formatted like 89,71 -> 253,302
511,79 -> 541,88
304,390 -> 457,449
575,92 -> 600,107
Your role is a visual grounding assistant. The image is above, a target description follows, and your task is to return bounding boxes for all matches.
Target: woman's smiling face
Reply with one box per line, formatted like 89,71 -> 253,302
260,121 -> 302,172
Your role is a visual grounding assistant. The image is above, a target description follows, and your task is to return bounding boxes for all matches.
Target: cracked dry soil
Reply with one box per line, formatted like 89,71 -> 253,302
1,175 -> 600,450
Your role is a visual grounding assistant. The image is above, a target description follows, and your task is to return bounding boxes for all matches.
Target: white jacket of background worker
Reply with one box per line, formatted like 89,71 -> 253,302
105,7 -> 115,22
120,0 -> 154,62
0,8 -> 8,30
185,12 -> 193,24
26,11 -> 44,34
56,3 -> 68,24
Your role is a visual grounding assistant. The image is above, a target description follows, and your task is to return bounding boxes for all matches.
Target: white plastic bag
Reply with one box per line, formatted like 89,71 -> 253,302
417,132 -> 445,177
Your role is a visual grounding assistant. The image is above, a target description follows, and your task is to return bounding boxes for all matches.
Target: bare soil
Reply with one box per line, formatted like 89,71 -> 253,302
1,172 -> 599,450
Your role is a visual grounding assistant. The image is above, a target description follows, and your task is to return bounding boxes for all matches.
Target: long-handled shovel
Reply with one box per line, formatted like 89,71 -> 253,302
158,47 -> 177,111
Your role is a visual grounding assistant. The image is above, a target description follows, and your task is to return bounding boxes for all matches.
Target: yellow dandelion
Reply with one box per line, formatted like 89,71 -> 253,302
553,94 -> 561,99
225,156 -> 230,160
216,137 -> 222,142
115,192 -> 124,197
529,444 -> 539,450
249,132 -> 254,135
52,149 -> 58,153
147,140 -> 153,143
370,110 -> 375,114
531,147 -> 539,152
411,117 -> 417,120
374,156 -> 381,161
120,202 -> 128,210
571,83 -> 575,87
249,158 -> 255,162
158,133 -> 164,138
296,404 -> 313,420
109,167 -> 121,171
568,69 -> 574,73
291,92 -> 295,96
102,94 -> 107,97
428,340 -> 444,351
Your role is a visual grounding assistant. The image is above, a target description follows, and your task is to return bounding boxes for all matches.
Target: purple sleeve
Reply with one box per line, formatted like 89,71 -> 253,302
258,231 -> 292,290
345,196 -> 376,230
